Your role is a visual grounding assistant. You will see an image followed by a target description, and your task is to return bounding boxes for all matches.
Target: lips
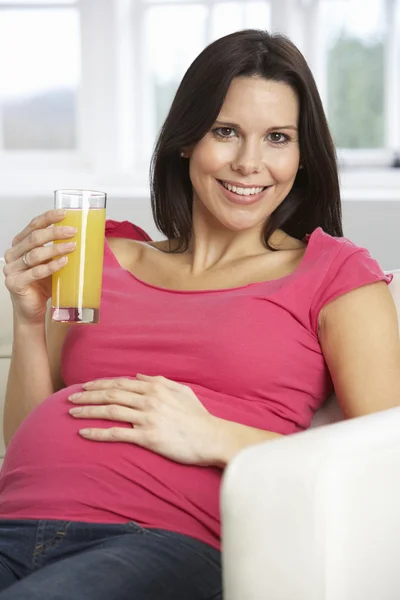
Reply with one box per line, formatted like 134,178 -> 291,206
216,179 -> 270,206
219,180 -> 266,196
217,179 -> 270,206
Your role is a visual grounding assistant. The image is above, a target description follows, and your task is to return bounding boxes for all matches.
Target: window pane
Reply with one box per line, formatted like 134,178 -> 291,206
0,8 -> 80,150
144,4 -> 208,132
0,1 -> 76,4
321,0 -> 386,149
142,0 -> 191,3
211,1 -> 270,41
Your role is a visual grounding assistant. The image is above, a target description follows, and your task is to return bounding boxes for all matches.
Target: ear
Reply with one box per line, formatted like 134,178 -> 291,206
180,145 -> 194,159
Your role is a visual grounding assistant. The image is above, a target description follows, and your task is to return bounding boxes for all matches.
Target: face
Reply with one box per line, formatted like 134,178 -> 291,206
186,76 -> 301,234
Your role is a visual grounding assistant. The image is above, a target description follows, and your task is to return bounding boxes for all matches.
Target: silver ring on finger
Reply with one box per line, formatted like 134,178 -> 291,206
22,251 -> 31,268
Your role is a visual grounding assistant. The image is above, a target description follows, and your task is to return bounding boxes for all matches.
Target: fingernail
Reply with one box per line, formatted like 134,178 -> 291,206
69,407 -> 83,415
69,393 -> 82,401
64,227 -> 77,234
83,381 -> 94,388
79,429 -> 91,436
56,209 -> 67,216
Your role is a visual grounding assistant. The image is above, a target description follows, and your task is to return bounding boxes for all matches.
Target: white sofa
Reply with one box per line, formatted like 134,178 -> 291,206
0,261 -> 12,467
1,261 -> 400,599
222,271 -> 400,599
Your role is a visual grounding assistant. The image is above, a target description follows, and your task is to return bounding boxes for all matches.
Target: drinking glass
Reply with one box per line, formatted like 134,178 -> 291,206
52,189 -> 107,323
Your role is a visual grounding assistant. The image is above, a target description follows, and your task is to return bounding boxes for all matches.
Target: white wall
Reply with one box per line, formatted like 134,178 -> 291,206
341,201 -> 400,270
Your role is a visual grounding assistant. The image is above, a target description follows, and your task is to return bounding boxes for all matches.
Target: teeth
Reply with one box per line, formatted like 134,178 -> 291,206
221,181 -> 264,196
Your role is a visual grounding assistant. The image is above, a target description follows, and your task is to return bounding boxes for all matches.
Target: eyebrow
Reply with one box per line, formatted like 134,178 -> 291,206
214,120 -> 298,132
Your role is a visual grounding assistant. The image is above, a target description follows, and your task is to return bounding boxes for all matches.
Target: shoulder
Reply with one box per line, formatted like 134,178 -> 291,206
306,227 -> 390,279
306,226 -> 359,256
105,219 -> 151,242
305,228 -> 393,334
270,229 -> 307,251
318,276 -> 400,419
104,219 -> 152,271
106,236 -> 149,272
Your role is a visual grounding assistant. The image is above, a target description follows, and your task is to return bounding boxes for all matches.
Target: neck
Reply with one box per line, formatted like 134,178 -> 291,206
182,201 -> 270,276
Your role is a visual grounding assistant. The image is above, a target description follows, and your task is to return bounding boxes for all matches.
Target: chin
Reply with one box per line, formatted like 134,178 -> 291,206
217,213 -> 264,233
194,192 -> 269,233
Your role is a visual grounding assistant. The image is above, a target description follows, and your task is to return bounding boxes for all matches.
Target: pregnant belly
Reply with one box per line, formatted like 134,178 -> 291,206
0,385 -> 221,543
1,384 -> 133,476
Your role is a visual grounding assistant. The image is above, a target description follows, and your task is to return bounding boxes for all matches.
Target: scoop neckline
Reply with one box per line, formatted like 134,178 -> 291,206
105,228 -> 320,295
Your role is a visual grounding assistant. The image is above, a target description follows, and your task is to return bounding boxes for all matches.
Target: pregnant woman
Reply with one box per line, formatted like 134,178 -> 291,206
0,29 -> 399,600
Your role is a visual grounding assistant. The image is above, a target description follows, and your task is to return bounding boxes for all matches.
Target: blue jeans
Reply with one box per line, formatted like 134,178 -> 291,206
0,519 -> 222,599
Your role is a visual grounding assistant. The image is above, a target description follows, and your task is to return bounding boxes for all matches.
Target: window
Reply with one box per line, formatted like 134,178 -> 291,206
210,1 -> 271,41
319,0 -> 386,149
269,0 -> 400,168
142,3 -> 209,139
139,0 -> 271,160
0,1 -> 80,152
314,0 -> 400,167
0,0 -> 398,192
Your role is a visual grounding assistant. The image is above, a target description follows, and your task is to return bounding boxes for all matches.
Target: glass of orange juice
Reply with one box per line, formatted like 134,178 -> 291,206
52,189 -> 107,324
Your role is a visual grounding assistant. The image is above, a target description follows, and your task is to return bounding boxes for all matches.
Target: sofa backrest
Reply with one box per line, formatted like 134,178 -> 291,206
0,261 -> 399,464
0,261 -> 13,465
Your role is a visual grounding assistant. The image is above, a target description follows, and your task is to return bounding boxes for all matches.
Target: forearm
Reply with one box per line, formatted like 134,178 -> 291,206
209,417 -> 282,468
4,319 -> 54,447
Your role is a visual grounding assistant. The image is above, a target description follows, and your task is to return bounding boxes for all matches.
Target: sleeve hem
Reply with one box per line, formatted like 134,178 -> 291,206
105,219 -> 152,241
310,245 -> 392,337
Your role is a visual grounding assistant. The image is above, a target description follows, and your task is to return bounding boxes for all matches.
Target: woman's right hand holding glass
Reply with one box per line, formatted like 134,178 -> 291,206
3,209 -> 77,325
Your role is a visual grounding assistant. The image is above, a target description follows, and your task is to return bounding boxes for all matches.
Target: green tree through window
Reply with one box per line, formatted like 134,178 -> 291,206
327,34 -> 384,149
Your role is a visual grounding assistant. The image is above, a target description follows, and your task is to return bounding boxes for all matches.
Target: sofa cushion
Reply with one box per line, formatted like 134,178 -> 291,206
0,358 -> 10,462
0,260 -> 13,359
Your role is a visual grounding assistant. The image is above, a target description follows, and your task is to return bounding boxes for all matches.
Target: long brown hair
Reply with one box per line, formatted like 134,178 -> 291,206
150,29 -> 342,250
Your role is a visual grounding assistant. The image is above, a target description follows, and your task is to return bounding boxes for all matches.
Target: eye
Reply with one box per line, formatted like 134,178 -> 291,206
268,132 -> 289,145
213,127 -> 237,139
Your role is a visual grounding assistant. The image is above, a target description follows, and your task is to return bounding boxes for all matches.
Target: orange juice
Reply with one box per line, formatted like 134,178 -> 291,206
52,208 -> 106,323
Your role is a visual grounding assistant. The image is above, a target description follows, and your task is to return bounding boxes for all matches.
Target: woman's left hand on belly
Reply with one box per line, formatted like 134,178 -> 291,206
68,375 -> 220,466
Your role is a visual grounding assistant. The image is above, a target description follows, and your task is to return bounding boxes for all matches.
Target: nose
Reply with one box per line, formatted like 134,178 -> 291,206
231,142 -> 262,175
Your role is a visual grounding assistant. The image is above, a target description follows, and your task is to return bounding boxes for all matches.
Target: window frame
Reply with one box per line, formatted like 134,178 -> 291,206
0,0 -> 83,161
0,0 -> 398,196
272,0 -> 400,169
133,0 -> 272,178
0,0 -> 137,187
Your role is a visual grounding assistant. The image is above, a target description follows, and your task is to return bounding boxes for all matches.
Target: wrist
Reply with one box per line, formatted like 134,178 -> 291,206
204,416 -> 237,469
11,301 -> 47,329
204,416 -> 282,469
12,316 -> 47,344
13,317 -> 46,333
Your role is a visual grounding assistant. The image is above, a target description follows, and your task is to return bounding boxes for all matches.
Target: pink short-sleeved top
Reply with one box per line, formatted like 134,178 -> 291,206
0,222 -> 393,550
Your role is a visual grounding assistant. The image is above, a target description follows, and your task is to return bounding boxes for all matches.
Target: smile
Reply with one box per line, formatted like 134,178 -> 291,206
216,179 -> 271,206
218,180 -> 268,197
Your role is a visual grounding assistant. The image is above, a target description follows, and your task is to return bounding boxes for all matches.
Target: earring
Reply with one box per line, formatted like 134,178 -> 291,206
180,151 -> 185,158
299,164 -> 304,170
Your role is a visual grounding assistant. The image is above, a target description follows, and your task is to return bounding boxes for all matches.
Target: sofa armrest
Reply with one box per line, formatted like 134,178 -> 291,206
0,357 -> 10,464
221,408 -> 400,600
